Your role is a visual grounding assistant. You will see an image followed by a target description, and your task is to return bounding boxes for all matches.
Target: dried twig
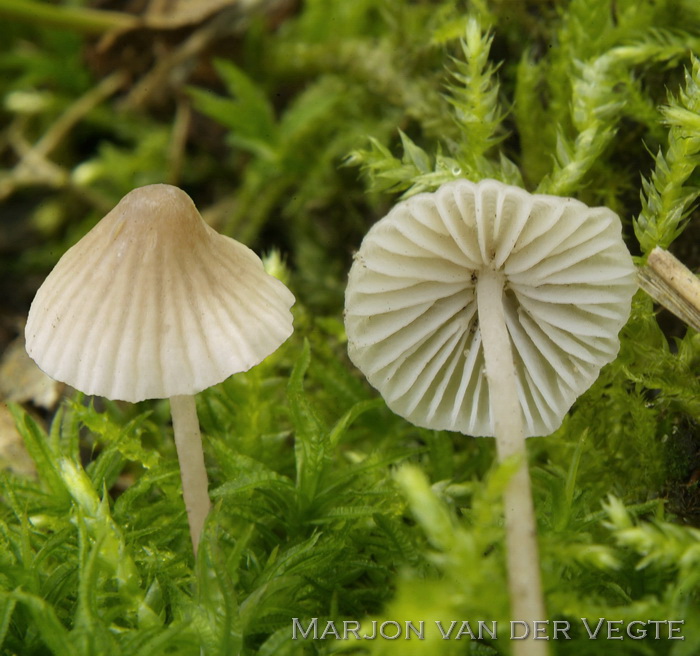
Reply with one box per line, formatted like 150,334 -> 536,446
638,246 -> 700,332
0,71 -> 127,205
0,0 -> 137,34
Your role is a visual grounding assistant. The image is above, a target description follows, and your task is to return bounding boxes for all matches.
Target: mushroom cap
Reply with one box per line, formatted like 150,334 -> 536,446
25,184 -> 295,402
344,179 -> 637,437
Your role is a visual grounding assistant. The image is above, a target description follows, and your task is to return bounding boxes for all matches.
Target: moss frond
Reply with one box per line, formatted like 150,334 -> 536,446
444,16 -> 507,169
635,56 -> 700,253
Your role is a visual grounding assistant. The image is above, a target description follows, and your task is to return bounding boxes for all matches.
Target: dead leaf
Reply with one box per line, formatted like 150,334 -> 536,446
0,335 -> 62,409
0,402 -> 36,478
143,0 -> 242,30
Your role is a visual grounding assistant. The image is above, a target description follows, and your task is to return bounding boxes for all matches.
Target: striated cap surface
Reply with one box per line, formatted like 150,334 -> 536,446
344,178 -> 637,437
26,184 -> 295,402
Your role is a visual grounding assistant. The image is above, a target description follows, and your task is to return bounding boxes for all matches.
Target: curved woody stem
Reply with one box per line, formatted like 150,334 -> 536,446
476,268 -> 548,656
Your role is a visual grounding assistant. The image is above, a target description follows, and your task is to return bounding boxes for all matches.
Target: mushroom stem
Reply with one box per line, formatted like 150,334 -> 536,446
170,394 -> 211,556
476,268 -> 548,656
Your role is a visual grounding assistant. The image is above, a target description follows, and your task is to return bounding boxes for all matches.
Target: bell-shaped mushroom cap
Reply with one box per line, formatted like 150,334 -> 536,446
344,179 -> 637,437
26,184 -> 295,402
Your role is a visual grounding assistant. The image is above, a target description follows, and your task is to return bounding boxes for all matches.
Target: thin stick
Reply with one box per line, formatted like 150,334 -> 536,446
167,99 -> 192,186
0,0 -> 137,34
477,268 -> 548,656
1,71 -> 126,206
170,394 -> 211,556
638,246 -> 700,332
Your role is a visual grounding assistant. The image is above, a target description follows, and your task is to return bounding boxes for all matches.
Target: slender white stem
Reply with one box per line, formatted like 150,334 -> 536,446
476,268 -> 548,656
170,394 -> 211,556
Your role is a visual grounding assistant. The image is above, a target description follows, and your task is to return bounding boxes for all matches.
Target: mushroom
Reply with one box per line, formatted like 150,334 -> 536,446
344,178 -> 636,652
25,184 -> 295,555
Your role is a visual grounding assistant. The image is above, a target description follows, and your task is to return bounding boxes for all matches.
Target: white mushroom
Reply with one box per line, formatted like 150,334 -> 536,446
25,184 -> 295,555
345,178 -> 637,652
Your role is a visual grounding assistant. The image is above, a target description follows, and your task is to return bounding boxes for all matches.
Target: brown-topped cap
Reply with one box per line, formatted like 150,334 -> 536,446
26,184 -> 295,402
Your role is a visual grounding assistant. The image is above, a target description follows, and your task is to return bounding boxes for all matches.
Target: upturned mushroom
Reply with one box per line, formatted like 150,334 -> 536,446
25,184 -> 295,555
344,178 -> 637,653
